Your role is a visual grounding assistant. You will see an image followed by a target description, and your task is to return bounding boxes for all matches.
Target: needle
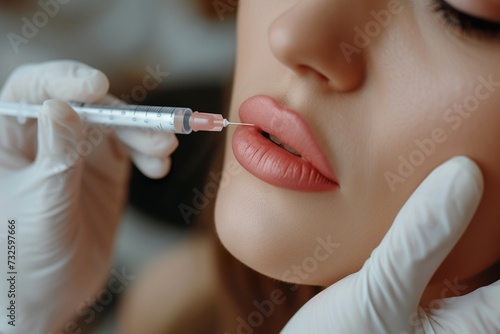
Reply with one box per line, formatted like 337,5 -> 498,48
223,120 -> 255,127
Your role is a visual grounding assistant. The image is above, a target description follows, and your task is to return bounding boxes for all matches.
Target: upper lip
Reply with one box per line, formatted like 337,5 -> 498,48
239,95 -> 338,183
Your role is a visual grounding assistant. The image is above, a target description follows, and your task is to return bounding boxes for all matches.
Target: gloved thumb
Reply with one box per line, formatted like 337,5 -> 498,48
35,99 -> 84,179
366,156 -> 483,320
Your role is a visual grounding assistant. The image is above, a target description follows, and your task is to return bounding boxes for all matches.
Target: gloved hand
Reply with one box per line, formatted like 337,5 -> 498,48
0,60 -> 178,333
282,156 -> 500,334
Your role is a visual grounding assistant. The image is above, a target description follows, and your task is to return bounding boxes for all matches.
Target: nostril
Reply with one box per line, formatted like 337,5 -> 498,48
296,65 -> 329,82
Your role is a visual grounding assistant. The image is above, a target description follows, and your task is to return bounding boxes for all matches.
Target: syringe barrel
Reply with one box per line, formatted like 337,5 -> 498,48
69,103 -> 194,134
0,101 -> 196,134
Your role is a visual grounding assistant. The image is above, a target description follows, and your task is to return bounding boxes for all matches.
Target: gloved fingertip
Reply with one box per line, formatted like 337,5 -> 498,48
75,66 -> 99,78
141,131 -> 179,157
44,62 -> 110,103
444,156 -> 484,199
132,154 -> 172,179
37,100 -> 83,167
164,133 -> 179,156
409,155 -> 484,218
115,128 -> 179,158
420,156 -> 484,230
75,67 -> 110,103
42,99 -> 79,123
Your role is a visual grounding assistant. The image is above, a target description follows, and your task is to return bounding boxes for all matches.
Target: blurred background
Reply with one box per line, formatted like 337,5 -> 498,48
0,0 -> 237,332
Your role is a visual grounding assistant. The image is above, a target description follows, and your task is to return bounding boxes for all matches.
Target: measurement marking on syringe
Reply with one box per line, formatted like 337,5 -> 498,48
0,101 -> 247,134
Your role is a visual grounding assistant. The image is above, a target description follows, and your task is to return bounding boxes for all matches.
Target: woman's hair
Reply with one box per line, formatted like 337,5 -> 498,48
215,240 -> 323,332
195,0 -> 238,20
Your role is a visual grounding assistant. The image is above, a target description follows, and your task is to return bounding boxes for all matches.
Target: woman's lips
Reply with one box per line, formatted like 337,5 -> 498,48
232,95 -> 338,192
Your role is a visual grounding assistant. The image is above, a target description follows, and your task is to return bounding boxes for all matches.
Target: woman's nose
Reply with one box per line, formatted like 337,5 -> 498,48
268,1 -> 368,92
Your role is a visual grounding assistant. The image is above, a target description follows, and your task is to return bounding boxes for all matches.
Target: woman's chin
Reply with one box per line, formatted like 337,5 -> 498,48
214,191 -> 357,287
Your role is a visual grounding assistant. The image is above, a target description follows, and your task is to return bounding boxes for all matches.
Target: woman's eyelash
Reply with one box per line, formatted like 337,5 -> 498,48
432,0 -> 500,38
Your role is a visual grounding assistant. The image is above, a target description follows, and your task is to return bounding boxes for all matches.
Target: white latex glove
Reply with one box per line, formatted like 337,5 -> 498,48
0,60 -> 178,333
282,156 -> 500,334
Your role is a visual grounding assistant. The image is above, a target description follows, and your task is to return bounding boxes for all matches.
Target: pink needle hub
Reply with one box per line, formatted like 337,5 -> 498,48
190,111 -> 226,132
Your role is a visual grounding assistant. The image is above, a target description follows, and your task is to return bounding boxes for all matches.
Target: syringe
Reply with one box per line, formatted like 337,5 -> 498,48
0,101 -> 253,134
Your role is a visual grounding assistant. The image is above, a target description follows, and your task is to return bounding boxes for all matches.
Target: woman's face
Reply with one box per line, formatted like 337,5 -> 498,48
215,0 -> 500,287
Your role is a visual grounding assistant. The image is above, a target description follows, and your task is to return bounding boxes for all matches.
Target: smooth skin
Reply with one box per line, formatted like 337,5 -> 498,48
215,0 -> 500,305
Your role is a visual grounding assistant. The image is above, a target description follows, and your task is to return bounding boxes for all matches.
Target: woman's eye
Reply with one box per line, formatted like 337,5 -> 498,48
432,0 -> 500,39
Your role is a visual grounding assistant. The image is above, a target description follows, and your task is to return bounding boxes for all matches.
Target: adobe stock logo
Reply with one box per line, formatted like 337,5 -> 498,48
7,0 -> 71,54
225,235 -> 341,334
178,159 -> 243,224
340,0 -> 403,64
48,268 -> 135,334
384,74 -> 500,192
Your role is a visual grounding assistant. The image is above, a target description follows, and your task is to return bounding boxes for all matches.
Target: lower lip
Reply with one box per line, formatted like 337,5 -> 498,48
232,126 -> 337,192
